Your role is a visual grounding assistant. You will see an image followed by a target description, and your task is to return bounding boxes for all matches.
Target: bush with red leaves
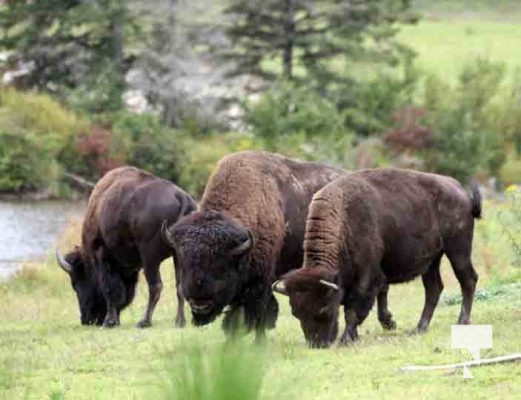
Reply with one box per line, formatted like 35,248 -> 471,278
76,126 -> 122,178
384,107 -> 432,154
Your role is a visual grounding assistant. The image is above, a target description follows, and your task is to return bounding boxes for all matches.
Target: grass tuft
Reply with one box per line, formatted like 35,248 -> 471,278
158,340 -> 265,400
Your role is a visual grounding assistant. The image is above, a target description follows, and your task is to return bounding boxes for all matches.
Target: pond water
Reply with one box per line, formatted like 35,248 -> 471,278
0,200 -> 85,280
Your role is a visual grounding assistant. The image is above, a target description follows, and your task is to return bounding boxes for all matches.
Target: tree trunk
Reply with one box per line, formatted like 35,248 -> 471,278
283,0 -> 296,79
109,0 -> 125,76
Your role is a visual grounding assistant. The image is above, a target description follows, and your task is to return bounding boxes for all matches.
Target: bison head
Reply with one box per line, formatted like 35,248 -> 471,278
162,211 -> 254,326
56,247 -> 106,326
273,268 -> 342,348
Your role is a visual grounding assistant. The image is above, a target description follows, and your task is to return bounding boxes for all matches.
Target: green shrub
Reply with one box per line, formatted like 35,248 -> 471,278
245,81 -> 346,146
177,132 -> 256,198
336,54 -> 419,137
109,111 -> 184,182
500,154 -> 521,185
0,132 -> 58,192
422,59 -> 508,181
0,88 -> 89,193
0,88 -> 90,136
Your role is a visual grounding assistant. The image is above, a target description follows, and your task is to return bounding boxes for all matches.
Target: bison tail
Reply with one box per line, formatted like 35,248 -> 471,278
469,182 -> 482,219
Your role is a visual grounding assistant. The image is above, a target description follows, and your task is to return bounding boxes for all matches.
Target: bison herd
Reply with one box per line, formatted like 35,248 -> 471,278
56,150 -> 481,348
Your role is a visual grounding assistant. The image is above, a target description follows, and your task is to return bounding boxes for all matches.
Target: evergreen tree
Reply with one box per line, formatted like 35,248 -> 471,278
0,0 -> 135,112
222,0 -> 417,82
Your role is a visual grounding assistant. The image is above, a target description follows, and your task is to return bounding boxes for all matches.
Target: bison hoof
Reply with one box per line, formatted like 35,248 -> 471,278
338,337 -> 356,347
380,319 -> 397,331
102,319 -> 119,329
136,320 -> 152,329
174,319 -> 186,328
409,326 -> 427,336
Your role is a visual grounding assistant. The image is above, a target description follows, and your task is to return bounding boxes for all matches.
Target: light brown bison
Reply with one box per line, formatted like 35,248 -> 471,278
56,166 -> 196,328
273,168 -> 481,348
161,151 -> 345,340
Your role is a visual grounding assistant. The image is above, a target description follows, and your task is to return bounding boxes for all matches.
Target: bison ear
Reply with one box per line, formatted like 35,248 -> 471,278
272,279 -> 288,296
229,229 -> 255,257
161,220 -> 176,248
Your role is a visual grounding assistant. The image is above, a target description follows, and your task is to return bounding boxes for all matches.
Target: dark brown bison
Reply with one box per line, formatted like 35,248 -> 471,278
161,151 -> 345,340
273,168 -> 481,348
56,166 -> 197,328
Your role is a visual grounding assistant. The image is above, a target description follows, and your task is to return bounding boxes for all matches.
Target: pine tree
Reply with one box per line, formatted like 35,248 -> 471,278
221,0 -> 417,82
0,0 -> 135,112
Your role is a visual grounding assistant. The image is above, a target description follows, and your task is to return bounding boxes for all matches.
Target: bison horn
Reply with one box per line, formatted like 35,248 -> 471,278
272,280 -> 288,296
161,220 -> 176,247
319,279 -> 339,291
229,230 -> 255,256
55,249 -> 72,274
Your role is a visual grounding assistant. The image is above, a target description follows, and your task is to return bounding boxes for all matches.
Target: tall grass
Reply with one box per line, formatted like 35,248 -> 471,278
158,339 -> 265,400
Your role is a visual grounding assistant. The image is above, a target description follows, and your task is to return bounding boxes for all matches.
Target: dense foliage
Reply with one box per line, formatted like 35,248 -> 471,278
0,1 -> 519,197
0,0 -> 135,113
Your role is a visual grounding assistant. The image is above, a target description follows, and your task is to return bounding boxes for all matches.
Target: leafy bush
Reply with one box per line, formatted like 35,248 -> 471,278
73,125 -> 122,180
109,111 -> 184,182
177,132 -> 256,198
0,88 -> 89,193
245,81 -> 346,146
0,88 -> 90,136
421,59 -> 508,181
0,132 -> 58,192
500,153 -> 521,185
337,55 -> 419,137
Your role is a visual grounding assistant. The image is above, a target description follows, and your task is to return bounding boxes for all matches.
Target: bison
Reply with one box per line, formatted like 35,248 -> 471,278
56,166 -> 197,328
161,151 -> 345,341
273,168 -> 481,348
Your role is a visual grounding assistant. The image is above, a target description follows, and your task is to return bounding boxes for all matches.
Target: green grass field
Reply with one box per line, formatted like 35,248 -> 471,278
1,197 -> 519,400
399,20 -> 521,80
401,1 -> 521,80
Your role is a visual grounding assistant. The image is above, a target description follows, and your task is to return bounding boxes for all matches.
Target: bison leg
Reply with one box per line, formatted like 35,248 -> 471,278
446,248 -> 478,325
377,283 -> 396,331
339,308 -> 359,345
416,255 -> 444,332
136,264 -> 163,329
95,250 -> 124,328
339,284 -> 379,346
173,260 -> 186,328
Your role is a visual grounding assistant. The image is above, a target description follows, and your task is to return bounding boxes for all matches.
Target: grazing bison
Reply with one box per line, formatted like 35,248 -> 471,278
56,166 -> 197,328
273,168 -> 481,348
161,151 -> 345,340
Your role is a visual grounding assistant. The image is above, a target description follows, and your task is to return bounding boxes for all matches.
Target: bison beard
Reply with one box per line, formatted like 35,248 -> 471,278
275,168 -> 481,348
162,150 -> 345,341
